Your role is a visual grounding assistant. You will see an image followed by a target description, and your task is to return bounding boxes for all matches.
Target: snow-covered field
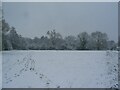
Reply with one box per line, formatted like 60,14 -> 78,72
2,50 -> 118,88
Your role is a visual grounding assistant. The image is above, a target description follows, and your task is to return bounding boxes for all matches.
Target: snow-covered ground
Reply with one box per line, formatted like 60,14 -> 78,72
2,50 -> 118,88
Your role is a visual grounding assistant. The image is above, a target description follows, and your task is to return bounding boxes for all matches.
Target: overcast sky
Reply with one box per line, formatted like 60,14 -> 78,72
3,2 -> 118,42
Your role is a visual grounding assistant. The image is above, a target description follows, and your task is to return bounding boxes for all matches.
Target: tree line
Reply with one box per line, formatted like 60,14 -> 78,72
1,18 -> 118,51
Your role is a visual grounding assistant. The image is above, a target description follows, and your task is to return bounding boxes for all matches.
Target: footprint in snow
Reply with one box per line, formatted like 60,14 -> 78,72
35,72 -> 38,75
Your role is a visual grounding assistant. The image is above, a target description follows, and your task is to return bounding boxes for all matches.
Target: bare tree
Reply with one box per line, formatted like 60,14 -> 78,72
91,31 -> 108,50
77,32 -> 89,50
